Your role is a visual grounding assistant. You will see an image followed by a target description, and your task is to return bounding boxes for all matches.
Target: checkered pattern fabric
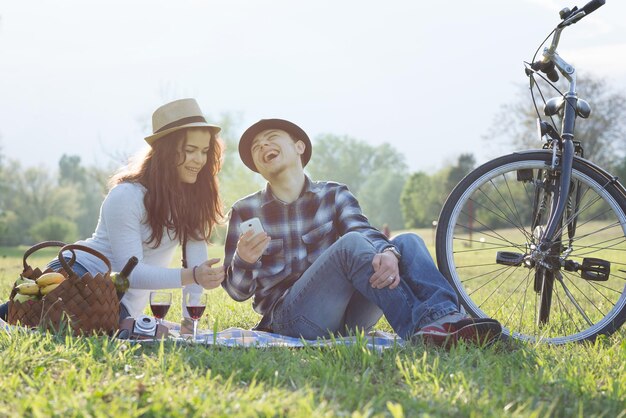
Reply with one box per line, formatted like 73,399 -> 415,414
1,317 -> 402,350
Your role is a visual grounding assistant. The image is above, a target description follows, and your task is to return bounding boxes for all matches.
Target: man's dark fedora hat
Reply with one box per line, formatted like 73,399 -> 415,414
238,118 -> 312,173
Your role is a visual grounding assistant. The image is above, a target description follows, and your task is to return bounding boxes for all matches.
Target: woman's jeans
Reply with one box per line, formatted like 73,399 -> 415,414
266,232 -> 460,340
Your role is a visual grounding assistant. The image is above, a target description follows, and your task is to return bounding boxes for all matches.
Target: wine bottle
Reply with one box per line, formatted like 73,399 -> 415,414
111,256 -> 138,300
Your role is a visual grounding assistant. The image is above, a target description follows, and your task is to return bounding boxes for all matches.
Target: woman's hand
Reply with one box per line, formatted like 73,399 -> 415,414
185,258 -> 224,289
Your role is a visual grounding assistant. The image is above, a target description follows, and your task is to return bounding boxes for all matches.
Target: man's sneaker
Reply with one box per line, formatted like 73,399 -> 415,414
413,317 -> 502,348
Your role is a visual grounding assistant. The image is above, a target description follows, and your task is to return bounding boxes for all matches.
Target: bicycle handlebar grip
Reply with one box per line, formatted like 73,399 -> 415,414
581,0 -> 606,16
531,60 -> 560,83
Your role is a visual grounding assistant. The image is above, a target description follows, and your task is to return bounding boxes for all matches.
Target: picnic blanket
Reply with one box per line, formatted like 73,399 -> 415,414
0,317 -> 403,350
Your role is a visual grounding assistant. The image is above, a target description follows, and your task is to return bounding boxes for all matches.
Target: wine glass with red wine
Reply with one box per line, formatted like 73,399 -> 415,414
150,291 -> 172,325
185,292 -> 207,341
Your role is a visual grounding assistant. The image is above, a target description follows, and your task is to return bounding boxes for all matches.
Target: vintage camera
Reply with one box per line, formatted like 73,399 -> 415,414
118,315 -> 169,340
133,315 -> 157,336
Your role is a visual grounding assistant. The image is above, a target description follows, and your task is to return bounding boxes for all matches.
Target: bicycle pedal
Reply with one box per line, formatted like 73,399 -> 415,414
580,258 -> 610,281
496,251 -> 525,266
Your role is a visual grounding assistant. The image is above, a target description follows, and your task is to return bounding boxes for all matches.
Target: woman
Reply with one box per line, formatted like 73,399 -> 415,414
0,98 -> 225,325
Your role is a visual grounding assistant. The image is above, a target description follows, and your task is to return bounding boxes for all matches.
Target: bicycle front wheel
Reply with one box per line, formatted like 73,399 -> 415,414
436,151 -> 626,344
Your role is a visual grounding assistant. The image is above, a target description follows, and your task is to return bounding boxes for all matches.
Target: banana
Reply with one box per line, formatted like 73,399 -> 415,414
14,276 -> 36,287
36,272 -> 65,287
13,293 -> 38,303
16,282 -> 41,295
40,283 -> 61,296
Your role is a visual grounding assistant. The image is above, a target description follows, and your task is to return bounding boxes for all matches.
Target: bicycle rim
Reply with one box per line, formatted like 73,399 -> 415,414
436,151 -> 626,344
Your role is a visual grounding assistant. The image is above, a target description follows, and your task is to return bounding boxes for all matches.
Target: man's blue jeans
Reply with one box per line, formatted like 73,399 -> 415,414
266,232 -> 460,340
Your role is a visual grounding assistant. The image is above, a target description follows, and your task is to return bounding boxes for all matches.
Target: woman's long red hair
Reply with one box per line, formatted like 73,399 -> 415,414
110,127 -> 223,247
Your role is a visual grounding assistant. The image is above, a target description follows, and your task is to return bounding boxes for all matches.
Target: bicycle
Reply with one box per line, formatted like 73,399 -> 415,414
435,0 -> 626,344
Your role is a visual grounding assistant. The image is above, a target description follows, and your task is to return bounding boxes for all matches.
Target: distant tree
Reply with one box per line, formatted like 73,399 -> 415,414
358,168 -> 407,230
445,153 -> 476,192
400,170 -> 450,229
213,112 -> 264,212
57,154 -> 107,238
401,172 -> 431,228
305,134 -> 409,231
0,139 -> 8,208
30,216 -> 79,242
486,73 -> 626,169
306,134 -> 408,195
59,154 -> 88,186
0,211 -> 21,246
1,163 -> 80,244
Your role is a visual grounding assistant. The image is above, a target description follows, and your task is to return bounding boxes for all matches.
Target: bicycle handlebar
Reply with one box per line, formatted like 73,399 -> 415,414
581,0 -> 606,16
559,0 -> 606,27
532,0 -> 606,81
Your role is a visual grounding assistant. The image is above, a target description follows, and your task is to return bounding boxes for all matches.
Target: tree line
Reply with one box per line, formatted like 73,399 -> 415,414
0,127 -> 475,246
2,73 -> 625,246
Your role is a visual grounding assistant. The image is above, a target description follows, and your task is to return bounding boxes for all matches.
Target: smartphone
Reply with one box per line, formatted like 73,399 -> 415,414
239,217 -> 265,236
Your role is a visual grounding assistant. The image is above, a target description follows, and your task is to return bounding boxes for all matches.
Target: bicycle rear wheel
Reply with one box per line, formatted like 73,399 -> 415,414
436,151 -> 626,344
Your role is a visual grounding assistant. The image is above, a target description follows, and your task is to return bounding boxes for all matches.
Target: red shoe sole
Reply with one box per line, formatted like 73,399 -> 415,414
419,321 -> 502,348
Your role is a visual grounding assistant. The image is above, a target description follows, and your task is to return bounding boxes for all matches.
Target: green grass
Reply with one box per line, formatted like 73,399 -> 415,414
1,241 -> 625,417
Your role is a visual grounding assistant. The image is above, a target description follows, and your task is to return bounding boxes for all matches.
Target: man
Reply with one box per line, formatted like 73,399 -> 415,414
222,119 -> 501,347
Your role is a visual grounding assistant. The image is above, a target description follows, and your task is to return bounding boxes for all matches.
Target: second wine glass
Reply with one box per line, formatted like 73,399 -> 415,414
150,291 -> 172,325
185,292 -> 207,341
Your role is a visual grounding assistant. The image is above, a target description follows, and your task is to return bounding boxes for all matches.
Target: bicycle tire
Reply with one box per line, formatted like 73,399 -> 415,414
436,150 -> 626,344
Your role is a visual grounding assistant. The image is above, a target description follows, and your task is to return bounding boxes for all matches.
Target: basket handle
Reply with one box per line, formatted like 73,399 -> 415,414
59,244 -> 112,279
22,241 -> 75,270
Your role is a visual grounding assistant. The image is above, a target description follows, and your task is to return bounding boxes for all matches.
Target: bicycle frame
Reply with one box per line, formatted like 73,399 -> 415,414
529,9 -> 607,325
537,26 -> 578,253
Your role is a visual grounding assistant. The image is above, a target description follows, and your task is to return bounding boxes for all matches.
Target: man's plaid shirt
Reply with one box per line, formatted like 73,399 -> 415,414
223,176 -> 392,316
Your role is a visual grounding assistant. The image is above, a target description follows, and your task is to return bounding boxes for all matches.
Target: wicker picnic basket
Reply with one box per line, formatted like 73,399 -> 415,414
7,242 -> 119,335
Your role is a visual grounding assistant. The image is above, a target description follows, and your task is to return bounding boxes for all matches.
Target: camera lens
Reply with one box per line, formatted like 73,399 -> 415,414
134,315 -> 157,334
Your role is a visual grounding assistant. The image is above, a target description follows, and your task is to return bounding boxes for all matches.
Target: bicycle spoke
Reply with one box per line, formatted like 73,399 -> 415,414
453,245 -> 525,254
558,205 -> 614,238
458,265 -> 512,282
455,262 -> 506,269
586,280 -> 626,295
494,268 -> 533,320
561,270 -> 608,318
452,236 -> 520,249
566,219 -> 623,243
569,234 -> 626,250
467,267 -> 515,297
474,267 -> 520,309
474,187 -> 532,241
503,173 -> 535,238
552,284 -> 583,335
569,236 -> 626,258
489,175 -> 534,241
556,272 -> 593,326
456,210 -> 525,250
569,224 -> 626,244
564,270 -> 624,305
552,184 -> 606,238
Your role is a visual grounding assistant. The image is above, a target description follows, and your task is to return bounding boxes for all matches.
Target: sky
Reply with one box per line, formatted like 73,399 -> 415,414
1,0 -> 625,174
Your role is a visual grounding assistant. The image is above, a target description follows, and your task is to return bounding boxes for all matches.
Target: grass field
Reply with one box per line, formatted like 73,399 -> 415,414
1,237 -> 625,417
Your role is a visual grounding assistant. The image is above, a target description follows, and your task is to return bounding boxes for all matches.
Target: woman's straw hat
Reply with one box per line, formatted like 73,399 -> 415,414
144,98 -> 221,146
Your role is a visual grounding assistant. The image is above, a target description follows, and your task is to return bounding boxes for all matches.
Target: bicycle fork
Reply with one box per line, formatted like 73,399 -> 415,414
534,134 -> 574,326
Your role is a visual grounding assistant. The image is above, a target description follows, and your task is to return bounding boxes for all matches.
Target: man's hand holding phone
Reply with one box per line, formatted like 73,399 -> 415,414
237,217 -> 270,264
